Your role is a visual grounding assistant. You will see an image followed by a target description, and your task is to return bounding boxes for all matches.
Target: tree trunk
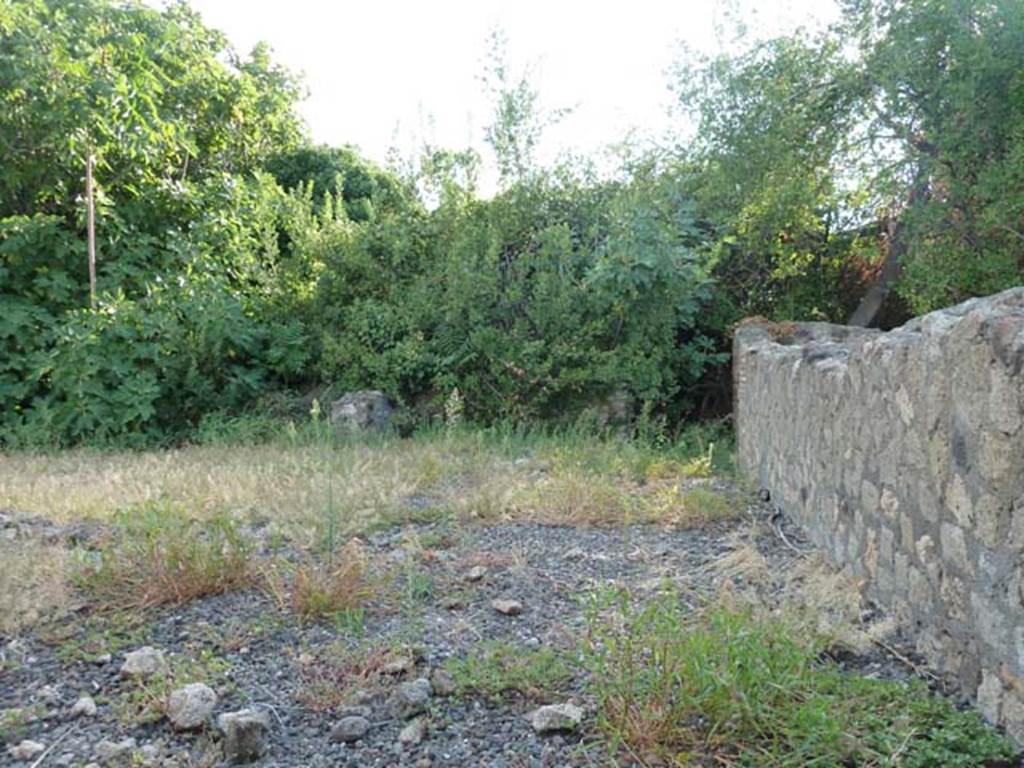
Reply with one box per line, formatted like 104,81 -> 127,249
848,215 -> 903,327
848,173 -> 928,327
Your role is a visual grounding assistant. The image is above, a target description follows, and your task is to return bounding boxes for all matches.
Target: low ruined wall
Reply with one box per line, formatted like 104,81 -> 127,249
735,288 -> 1024,738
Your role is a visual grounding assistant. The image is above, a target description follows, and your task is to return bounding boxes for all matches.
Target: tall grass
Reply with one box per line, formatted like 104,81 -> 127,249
0,419 -> 734,532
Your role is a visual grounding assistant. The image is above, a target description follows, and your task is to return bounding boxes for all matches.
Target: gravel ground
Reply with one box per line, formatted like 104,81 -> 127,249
0,487 -> 945,768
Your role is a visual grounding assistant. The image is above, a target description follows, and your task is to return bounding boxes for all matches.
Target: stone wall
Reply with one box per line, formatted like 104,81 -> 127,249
734,288 -> 1024,739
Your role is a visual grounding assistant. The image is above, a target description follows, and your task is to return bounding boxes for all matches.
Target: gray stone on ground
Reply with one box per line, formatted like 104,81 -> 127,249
491,598 -> 523,616
94,737 -> 137,762
529,703 -> 584,733
329,715 -> 371,743
382,656 -> 414,675
70,694 -> 97,718
8,740 -> 46,761
119,646 -> 166,678
167,682 -> 217,730
330,390 -> 391,433
36,684 -> 60,705
399,718 -> 426,745
218,708 -> 271,764
464,565 -> 488,582
387,678 -> 432,719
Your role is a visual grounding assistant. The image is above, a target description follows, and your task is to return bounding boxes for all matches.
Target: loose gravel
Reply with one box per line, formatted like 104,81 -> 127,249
0,488 -> 937,767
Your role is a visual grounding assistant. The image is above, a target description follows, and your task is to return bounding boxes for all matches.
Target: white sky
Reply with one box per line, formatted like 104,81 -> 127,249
156,0 -> 839,173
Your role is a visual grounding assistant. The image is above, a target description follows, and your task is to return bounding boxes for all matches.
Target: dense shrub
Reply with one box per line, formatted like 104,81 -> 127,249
3,0 -> 1021,446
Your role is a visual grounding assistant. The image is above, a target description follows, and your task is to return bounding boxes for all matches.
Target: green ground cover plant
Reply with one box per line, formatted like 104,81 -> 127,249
582,587 -> 1018,767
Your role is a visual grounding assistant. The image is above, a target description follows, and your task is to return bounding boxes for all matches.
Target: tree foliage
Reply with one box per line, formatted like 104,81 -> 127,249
678,0 -> 1024,322
2,0 -> 1021,446
0,0 -> 308,445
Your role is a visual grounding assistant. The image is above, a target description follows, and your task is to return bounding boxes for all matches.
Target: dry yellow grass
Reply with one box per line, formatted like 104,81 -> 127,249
711,529 -> 895,652
262,540 -> 375,623
0,443 -> 429,530
0,540 -> 72,633
0,437 -> 738,533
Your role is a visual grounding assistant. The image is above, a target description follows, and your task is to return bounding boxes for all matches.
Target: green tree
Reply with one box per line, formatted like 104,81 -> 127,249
481,28 -> 569,187
0,0 -> 309,445
0,0 -> 304,219
676,0 -> 1024,324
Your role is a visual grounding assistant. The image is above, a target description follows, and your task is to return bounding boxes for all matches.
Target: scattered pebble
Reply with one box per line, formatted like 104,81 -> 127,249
70,694 -> 98,718
119,647 -> 166,678
529,703 -> 584,733
94,737 -> 137,762
430,667 -> 457,697
138,743 -> 160,764
491,598 -> 523,616
166,683 -> 217,730
218,708 -> 271,764
382,656 -> 414,675
329,715 -> 371,743
36,684 -> 61,705
387,678 -> 432,719
399,717 -> 426,745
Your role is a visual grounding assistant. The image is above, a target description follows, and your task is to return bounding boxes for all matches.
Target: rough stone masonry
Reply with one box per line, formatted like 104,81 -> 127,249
734,287 -> 1024,740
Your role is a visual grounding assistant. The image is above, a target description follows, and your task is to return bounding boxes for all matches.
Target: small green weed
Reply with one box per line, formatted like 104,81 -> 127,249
76,500 -> 255,610
630,484 -> 737,527
47,612 -> 147,665
402,569 -> 435,604
116,649 -> 231,724
195,411 -> 285,446
581,587 -> 1018,768
444,642 -> 574,703
0,705 -> 44,743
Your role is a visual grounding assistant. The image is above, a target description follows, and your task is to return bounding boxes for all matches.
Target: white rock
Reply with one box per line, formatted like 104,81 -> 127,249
382,656 -> 414,675
166,683 -> 217,730
399,718 -> 426,745
464,565 -> 488,582
119,647 -> 166,678
491,598 -> 523,616
7,740 -> 46,761
70,694 -> 98,718
529,703 -> 584,733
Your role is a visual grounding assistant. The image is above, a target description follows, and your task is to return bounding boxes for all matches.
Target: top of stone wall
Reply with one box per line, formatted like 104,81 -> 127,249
735,286 -> 1024,373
